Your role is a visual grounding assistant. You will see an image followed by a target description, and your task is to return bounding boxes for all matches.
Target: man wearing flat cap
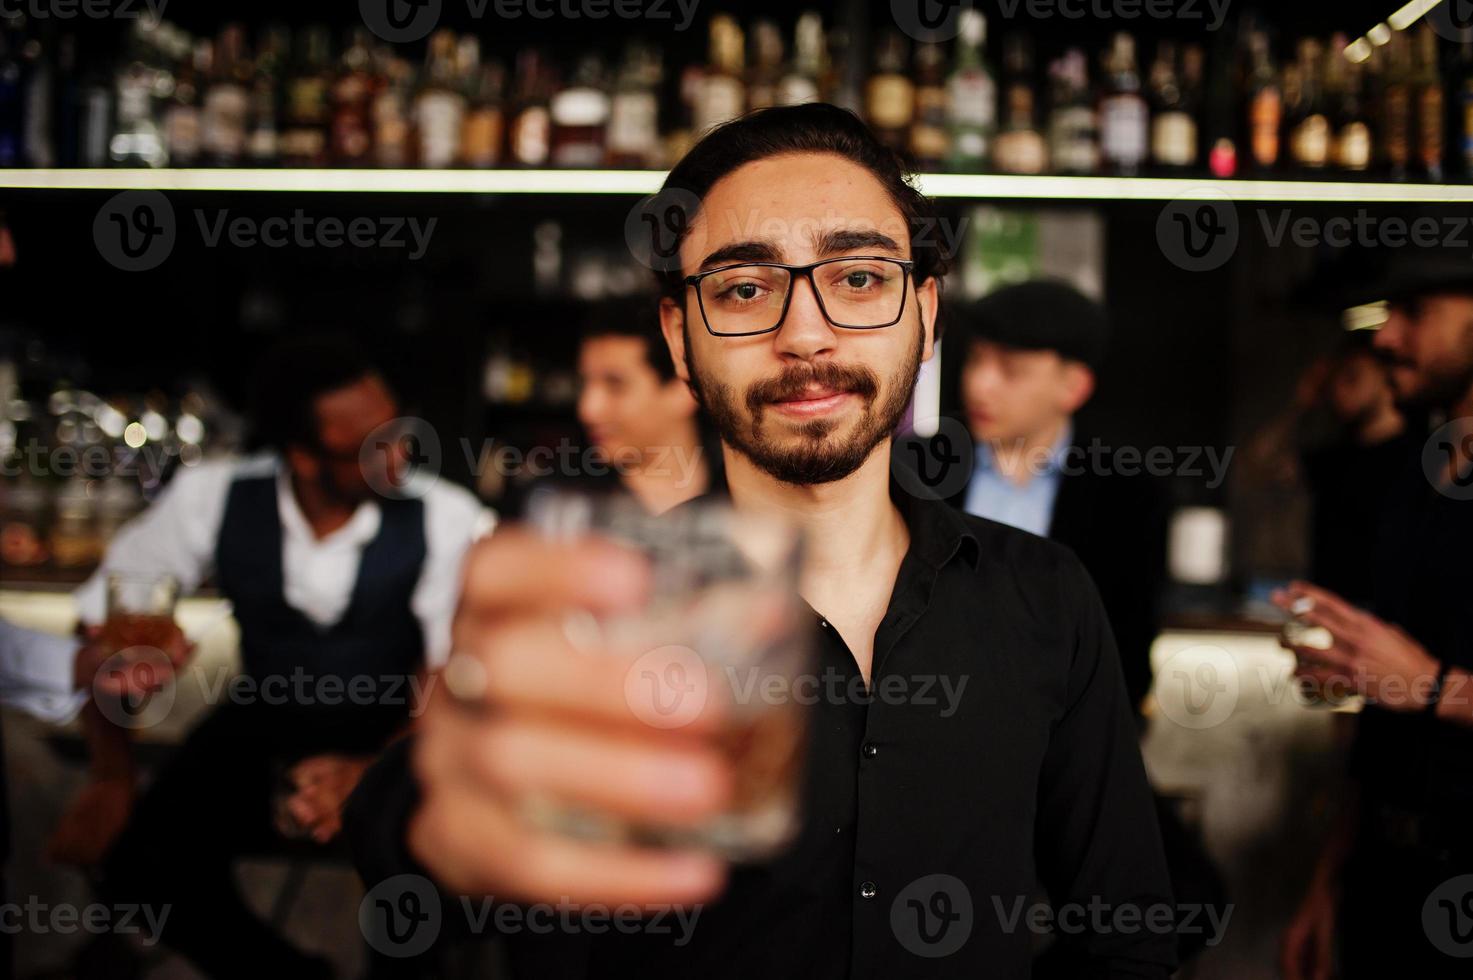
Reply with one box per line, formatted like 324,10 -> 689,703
937,279 -> 1166,717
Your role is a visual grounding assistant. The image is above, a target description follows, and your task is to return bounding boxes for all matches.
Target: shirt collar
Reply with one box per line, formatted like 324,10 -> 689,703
890,478 -> 982,572
274,462 -> 381,546
975,420 -> 1074,479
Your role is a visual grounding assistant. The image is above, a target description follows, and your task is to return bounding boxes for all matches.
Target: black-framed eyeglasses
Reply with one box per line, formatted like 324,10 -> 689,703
684,256 -> 915,337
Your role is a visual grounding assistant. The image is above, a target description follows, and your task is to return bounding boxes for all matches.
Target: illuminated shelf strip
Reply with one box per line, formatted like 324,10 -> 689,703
4,168 -> 1473,202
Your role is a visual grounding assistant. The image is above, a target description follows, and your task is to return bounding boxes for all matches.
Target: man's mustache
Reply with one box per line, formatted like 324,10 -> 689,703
745,362 -> 880,414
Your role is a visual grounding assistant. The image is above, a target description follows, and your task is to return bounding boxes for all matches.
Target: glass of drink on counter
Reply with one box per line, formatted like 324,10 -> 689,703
518,490 -> 815,862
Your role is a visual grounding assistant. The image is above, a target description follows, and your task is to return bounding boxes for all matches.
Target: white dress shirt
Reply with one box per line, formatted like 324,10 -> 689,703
74,455 -> 494,669
0,617 -> 86,724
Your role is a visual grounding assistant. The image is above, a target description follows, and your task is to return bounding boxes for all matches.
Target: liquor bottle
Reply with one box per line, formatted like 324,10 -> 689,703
110,19 -> 167,166
331,28 -> 375,166
866,30 -> 914,157
54,34 -> 82,167
695,15 -> 745,135
509,50 -> 552,167
201,23 -> 251,166
1099,33 -> 1148,176
164,39 -> 207,167
1416,24 -> 1445,181
778,12 -> 824,106
1382,31 -> 1413,179
415,30 -> 465,169
1289,40 -> 1330,171
607,41 -> 661,168
825,25 -> 862,113
21,29 -> 55,167
945,9 -> 994,172
1245,30 -> 1281,171
747,19 -> 784,110
993,35 -> 1045,174
279,26 -> 331,167
910,41 -> 949,171
1149,41 -> 1198,170
372,53 -> 413,168
460,62 -> 506,168
0,24 -> 20,167
1326,35 -> 1371,172
1048,49 -> 1098,175
1203,30 -> 1238,177
247,25 -> 288,165
550,54 -> 610,168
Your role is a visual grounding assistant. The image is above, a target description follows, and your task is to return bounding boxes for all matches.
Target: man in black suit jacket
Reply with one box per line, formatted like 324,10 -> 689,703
935,280 -> 1168,715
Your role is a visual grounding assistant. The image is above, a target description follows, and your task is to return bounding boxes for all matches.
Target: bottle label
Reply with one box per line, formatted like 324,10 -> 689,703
1336,122 -> 1371,170
1249,89 -> 1281,166
1050,106 -> 1098,173
1151,111 -> 1197,167
1291,115 -> 1331,168
460,109 -> 503,168
512,106 -> 551,166
608,91 -> 658,158
947,73 -> 996,128
994,131 -> 1047,174
202,85 -> 249,159
165,106 -> 201,163
695,76 -> 745,134
417,91 -> 466,169
866,76 -> 915,129
1100,95 -> 1148,166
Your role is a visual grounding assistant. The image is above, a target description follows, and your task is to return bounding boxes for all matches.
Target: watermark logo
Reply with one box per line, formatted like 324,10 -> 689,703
1428,0 -> 1473,42
892,874 -> 973,957
1157,191 -> 1238,273
1423,875 -> 1473,957
625,187 -> 704,274
0,0 -> 169,21
360,416 -> 443,501
1422,418 -> 1473,500
359,0 -> 443,43
360,873 -> 442,958
994,0 -> 1232,30
90,647 -> 177,730
94,190 -> 176,272
891,0 -> 973,42
891,416 -> 974,501
1154,644 -> 1240,730
625,645 -> 708,729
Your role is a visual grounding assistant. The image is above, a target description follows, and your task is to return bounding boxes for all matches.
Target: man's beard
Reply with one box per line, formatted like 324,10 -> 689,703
1384,325 -> 1473,413
687,321 -> 924,486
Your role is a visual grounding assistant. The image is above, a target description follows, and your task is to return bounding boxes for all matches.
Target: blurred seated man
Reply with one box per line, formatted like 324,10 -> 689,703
1280,259 -> 1473,980
66,336 -> 489,979
0,617 -> 187,975
506,296 -> 716,517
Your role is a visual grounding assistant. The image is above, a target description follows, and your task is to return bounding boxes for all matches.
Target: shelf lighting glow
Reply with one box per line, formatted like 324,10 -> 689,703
7,169 -> 1473,203
1388,0 -> 1440,31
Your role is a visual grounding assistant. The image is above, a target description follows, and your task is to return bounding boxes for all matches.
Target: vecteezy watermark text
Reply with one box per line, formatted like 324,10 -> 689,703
358,0 -> 699,45
0,898 -> 170,944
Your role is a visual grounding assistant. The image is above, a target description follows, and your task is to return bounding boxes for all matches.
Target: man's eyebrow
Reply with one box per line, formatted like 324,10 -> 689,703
814,228 -> 903,256
697,240 -> 784,271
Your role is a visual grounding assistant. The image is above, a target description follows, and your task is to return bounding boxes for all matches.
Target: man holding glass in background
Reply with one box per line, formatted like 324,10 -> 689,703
63,336 -> 488,978
349,104 -> 1175,979
1280,257 -> 1473,980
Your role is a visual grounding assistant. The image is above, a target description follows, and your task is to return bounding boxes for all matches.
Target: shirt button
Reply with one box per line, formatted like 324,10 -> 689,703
861,742 -> 878,759
859,881 -> 877,899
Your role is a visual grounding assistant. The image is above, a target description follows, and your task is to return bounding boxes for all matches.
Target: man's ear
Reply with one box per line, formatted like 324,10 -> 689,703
916,277 -> 939,363
659,296 -> 691,384
1060,362 -> 1096,414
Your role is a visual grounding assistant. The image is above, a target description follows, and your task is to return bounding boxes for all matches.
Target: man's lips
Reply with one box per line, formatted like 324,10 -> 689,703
769,387 -> 855,417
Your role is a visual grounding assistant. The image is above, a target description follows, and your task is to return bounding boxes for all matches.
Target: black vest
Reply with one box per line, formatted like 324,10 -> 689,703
214,474 -> 427,748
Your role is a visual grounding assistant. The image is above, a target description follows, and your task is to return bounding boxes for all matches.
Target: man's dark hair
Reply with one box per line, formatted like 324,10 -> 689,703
249,335 -> 380,452
578,294 -> 676,382
654,103 -> 951,329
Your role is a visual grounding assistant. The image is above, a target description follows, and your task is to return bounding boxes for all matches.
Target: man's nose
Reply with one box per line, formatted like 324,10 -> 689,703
773,275 -> 838,360
1373,311 -> 1407,351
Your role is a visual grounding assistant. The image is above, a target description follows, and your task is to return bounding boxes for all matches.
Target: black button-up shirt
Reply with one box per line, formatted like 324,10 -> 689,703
346,486 -> 1176,978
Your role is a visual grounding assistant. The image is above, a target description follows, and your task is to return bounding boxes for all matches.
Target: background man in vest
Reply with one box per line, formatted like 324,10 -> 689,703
69,336 -> 489,978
